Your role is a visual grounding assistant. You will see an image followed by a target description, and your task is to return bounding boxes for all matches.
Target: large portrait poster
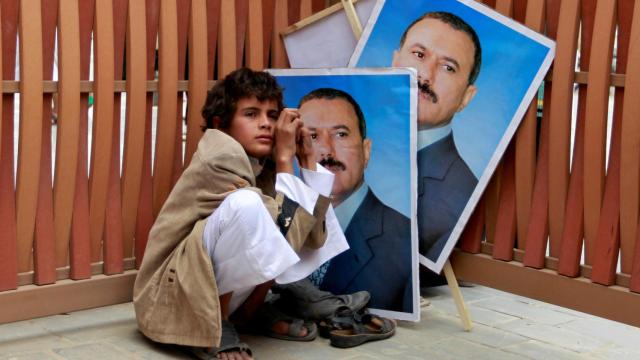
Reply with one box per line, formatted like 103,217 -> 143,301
268,68 -> 419,321
350,0 -> 555,272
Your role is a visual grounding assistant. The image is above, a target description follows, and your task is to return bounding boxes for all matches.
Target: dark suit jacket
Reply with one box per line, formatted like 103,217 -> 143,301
418,133 -> 477,263
320,189 -> 413,313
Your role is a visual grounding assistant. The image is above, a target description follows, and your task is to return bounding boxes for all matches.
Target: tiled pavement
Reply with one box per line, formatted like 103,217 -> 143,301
1,285 -> 639,359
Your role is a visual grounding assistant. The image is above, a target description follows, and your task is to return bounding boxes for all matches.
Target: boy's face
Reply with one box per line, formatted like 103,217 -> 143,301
225,96 -> 279,158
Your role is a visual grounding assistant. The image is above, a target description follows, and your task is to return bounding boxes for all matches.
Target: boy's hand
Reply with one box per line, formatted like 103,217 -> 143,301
274,108 -> 302,174
296,127 -> 317,171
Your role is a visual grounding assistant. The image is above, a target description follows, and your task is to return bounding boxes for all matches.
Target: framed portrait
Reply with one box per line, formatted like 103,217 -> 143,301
350,0 -> 555,272
268,68 -> 419,321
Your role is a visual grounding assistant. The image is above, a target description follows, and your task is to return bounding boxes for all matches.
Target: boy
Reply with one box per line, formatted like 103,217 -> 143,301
133,68 -> 347,360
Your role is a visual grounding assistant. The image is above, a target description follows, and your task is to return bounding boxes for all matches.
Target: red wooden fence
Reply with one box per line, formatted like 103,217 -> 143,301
0,0 -> 639,328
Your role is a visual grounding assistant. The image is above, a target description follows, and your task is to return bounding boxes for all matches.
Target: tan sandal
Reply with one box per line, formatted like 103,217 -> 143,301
186,319 -> 252,359
329,312 -> 395,348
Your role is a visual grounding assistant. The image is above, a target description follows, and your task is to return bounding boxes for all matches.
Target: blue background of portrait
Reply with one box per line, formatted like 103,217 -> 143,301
275,73 -> 413,218
352,0 -> 552,177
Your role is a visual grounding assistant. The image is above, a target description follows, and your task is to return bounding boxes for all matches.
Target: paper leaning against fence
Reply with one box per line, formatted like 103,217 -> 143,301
281,0 -> 378,68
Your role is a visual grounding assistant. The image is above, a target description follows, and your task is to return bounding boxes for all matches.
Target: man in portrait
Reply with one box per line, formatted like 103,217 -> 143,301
392,11 -> 481,263
299,87 -> 413,313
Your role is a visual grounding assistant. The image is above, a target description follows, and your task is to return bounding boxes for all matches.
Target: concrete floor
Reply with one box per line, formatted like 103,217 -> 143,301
2,285 -> 640,359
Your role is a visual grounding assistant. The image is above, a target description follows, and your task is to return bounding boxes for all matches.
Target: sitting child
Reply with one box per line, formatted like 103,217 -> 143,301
133,68 -> 347,359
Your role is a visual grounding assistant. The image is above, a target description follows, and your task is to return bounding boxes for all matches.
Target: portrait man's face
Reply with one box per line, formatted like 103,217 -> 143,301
299,98 -> 371,206
392,17 -> 477,129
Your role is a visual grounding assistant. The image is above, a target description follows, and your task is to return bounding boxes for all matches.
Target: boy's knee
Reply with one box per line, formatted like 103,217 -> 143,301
226,189 -> 263,216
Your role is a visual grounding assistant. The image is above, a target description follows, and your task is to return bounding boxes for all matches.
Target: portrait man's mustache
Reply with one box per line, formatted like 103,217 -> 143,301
418,81 -> 438,103
319,156 -> 346,171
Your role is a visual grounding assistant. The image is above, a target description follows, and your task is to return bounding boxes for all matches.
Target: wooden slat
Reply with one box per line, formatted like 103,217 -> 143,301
4,73 -> 629,93
16,0 -> 43,275
487,0 -> 515,261
300,0 -> 313,18
513,0 -> 527,23
287,0 -> 300,25
135,0 -> 160,268
626,2 -> 640,292
65,0 -> 93,280
235,0 -> 248,68
18,258 -> 136,286
218,0 -> 237,78
246,0 -> 264,70
282,2 -> 368,43
547,0 -> 580,257
495,0 -> 513,17
184,0 -> 207,164
68,1 -> 95,279
206,0 -> 221,80
271,0 -> 289,68
620,0 -> 640,275
484,167 -> 501,243
591,115 -> 621,283
33,0 -> 59,285
143,0 -> 160,79
582,0 -> 616,265
0,271 -> 136,325
557,0 -> 597,276
632,220 -> 640,292
104,118 -> 126,268
521,0 -> 559,266
491,0 -> 517,261
341,0 -> 362,38
522,86 -> 551,268
515,102 -> 538,249
0,4 -> 2,156
557,95 -> 586,275
458,198 -> 486,254
311,0 -> 324,13
102,0 -> 128,275
0,79 -> 203,93
591,0 -> 634,285
262,0 -> 275,67
481,241 -> 635,285
482,0 -> 497,8
172,0 -> 190,184
121,0 -> 147,260
16,1 -> 42,272
145,0 -> 160,85
89,0 -> 115,266
451,251 -> 640,328
0,0 -> 19,291
493,145 -> 517,260
152,0 -> 179,217
515,0 -> 545,249
297,0 -> 330,20
176,0 -> 190,76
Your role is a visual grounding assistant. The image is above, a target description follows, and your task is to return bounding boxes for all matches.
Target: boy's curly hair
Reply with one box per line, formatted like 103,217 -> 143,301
201,68 -> 284,130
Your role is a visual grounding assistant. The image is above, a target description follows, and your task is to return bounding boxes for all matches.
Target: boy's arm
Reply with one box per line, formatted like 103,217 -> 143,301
270,107 -> 334,251
270,164 -> 349,284
273,170 -> 332,252
273,108 -> 302,175
298,164 -> 337,248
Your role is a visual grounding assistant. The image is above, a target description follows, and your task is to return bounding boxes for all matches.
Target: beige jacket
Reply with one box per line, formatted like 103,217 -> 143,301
133,130 -> 329,347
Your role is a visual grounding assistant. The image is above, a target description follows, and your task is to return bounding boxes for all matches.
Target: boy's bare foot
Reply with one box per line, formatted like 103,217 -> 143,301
271,320 -> 309,337
216,349 -> 253,360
